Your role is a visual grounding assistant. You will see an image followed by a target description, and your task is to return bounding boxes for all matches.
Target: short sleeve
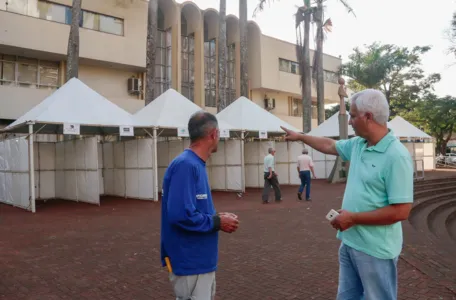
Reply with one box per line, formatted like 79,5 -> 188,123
309,158 -> 314,167
385,154 -> 414,204
335,137 -> 358,161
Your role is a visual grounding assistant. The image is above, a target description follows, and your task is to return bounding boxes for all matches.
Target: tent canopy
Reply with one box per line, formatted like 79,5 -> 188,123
308,111 -> 355,138
308,112 -> 433,140
133,88 -> 232,135
387,116 -> 432,139
2,78 -> 134,135
216,96 -> 300,134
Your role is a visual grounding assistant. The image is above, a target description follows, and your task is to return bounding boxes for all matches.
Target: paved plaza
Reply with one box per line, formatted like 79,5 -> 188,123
0,178 -> 455,299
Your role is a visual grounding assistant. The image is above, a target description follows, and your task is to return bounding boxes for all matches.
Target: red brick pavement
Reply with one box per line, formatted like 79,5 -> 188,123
0,180 -> 455,299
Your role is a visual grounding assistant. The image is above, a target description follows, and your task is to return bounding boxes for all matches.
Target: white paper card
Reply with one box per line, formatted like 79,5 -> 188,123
220,129 -> 230,138
259,130 -> 268,139
63,123 -> 80,135
177,127 -> 189,137
120,126 -> 134,137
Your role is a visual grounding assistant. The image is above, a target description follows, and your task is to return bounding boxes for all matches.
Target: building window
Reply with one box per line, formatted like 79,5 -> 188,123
279,58 -> 339,83
290,98 -> 303,117
155,28 -> 172,99
181,34 -> 195,101
0,54 -> 59,89
204,39 -> 216,107
226,43 -> 236,106
289,97 -> 318,119
3,1 -> 124,36
279,58 -> 300,75
323,70 -> 339,84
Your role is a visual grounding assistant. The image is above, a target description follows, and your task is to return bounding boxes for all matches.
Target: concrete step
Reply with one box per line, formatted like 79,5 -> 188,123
427,200 -> 456,245
447,210 -> 456,243
409,191 -> 456,231
414,181 -> 455,192
414,186 -> 456,200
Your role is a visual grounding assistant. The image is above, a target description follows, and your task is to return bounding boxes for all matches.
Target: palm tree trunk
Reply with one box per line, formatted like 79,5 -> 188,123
217,0 -> 227,112
66,0 -> 82,81
315,2 -> 325,125
297,11 -> 312,133
145,0 -> 158,105
239,0 -> 249,98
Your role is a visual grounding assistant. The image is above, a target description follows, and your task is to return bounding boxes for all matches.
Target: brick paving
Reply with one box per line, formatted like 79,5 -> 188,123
0,180 -> 455,299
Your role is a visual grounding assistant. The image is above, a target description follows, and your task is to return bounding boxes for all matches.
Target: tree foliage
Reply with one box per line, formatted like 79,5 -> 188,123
340,42 -> 441,116
400,95 -> 456,155
448,12 -> 456,59
325,102 -> 350,119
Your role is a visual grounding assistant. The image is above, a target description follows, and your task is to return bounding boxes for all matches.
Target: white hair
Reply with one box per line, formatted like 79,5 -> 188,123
350,89 -> 390,124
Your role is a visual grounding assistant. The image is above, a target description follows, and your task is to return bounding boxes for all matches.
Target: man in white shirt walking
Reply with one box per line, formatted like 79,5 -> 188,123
262,147 -> 282,203
296,148 -> 316,201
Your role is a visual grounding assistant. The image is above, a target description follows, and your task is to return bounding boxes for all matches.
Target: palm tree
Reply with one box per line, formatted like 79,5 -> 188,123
217,0 -> 227,112
312,0 -> 354,125
254,0 -> 312,132
66,0 -> 82,81
239,0 -> 249,98
145,0 -> 158,105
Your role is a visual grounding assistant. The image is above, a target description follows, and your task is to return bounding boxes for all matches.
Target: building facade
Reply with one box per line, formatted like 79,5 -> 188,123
0,0 -> 341,131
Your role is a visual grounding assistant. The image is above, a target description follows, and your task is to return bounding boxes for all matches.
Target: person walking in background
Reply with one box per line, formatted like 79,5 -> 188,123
281,89 -> 413,300
262,147 -> 282,203
297,148 -> 316,201
160,111 -> 240,300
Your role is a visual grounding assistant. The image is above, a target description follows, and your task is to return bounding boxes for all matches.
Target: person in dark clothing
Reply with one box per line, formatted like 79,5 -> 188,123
160,111 -> 239,300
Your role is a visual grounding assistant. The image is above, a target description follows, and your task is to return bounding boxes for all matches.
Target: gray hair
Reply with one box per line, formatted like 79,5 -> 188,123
268,147 -> 274,154
302,148 -> 309,154
350,89 -> 389,124
188,111 -> 218,143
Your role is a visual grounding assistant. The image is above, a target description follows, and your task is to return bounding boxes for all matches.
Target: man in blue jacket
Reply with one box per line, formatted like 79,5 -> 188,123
161,111 -> 240,300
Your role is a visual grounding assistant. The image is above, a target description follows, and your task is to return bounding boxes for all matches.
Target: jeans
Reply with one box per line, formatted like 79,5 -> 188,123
298,170 -> 311,199
337,243 -> 398,300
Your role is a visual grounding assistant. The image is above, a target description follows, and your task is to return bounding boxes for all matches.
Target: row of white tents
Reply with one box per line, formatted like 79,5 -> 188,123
0,78 -> 435,213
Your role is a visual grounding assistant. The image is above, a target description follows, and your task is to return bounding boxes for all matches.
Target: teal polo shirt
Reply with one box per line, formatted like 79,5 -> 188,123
335,130 -> 414,259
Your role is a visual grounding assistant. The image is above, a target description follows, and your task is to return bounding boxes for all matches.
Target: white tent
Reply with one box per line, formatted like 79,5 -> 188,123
388,116 -> 432,139
215,97 -> 305,190
308,111 -> 355,138
216,96 -> 300,133
0,78 -> 136,213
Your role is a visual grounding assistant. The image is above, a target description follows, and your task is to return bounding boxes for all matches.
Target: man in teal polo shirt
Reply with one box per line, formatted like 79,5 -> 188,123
281,89 -> 414,300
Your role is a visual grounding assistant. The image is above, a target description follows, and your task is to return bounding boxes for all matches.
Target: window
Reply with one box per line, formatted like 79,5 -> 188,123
289,97 -> 318,119
0,54 -> 59,89
226,43 -> 236,105
204,39 -> 216,107
155,28 -> 172,99
181,34 -> 195,101
324,70 -> 339,84
3,1 -> 124,36
279,58 -> 299,75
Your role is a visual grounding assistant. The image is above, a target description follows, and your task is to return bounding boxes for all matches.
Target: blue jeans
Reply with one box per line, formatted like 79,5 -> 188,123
298,170 -> 311,199
337,243 -> 398,300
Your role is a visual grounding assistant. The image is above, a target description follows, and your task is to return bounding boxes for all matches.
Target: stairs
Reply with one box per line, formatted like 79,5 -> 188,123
402,176 -> 456,293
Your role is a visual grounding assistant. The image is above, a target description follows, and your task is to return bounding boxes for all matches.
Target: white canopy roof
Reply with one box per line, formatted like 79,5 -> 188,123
216,96 -> 300,133
4,78 -> 134,132
133,89 -> 232,130
388,116 -> 432,139
308,111 -> 355,137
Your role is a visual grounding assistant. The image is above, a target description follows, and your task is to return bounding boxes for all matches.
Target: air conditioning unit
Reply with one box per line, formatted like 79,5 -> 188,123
264,97 -> 275,111
128,77 -> 141,95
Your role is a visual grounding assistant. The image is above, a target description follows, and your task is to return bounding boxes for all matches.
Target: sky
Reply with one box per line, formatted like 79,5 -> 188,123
176,0 -> 456,97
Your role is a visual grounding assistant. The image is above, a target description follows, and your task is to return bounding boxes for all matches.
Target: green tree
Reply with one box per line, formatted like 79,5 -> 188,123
340,42 -> 441,116
401,95 -> 456,155
325,102 -> 350,119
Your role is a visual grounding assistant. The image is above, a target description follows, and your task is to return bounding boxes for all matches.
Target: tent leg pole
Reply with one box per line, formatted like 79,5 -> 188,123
28,123 -> 36,213
241,131 -> 245,193
153,127 -> 159,202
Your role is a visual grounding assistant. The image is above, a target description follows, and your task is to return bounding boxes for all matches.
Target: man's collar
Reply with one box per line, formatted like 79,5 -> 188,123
363,129 -> 396,153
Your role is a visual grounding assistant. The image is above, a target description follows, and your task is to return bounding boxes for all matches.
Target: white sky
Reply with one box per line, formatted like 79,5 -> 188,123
176,0 -> 456,97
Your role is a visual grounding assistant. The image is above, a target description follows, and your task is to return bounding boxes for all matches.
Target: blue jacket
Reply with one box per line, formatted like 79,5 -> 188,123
160,149 -> 220,276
